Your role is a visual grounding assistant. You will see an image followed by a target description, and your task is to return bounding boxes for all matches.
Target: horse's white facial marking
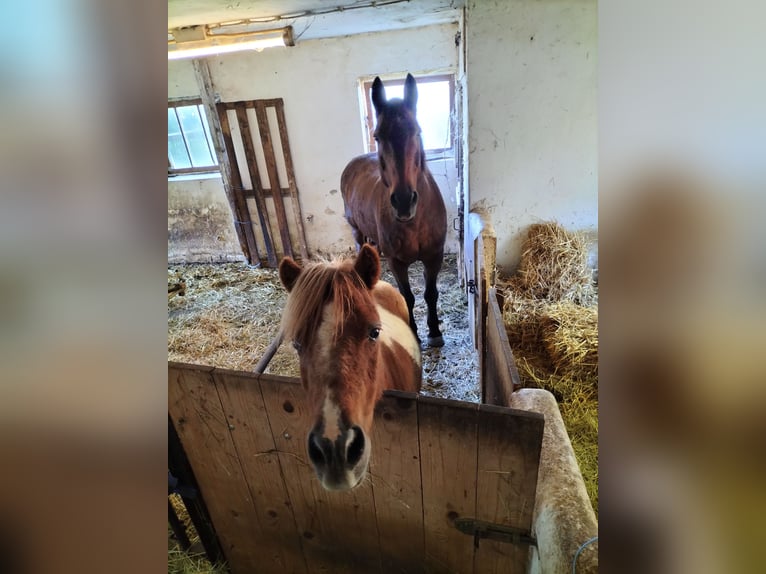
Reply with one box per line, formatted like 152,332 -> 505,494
321,388 -> 342,441
376,305 -> 421,366
314,302 -> 336,375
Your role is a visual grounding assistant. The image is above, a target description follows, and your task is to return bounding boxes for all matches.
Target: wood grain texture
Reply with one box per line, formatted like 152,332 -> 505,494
258,374 -> 382,574
473,403 -> 544,573
484,289 -> 522,407
370,391 -> 425,573
274,99 -> 309,261
212,369 -> 308,573
215,106 -> 261,264
254,101 -> 293,259
418,396 -> 479,574
192,59 -> 253,263
168,364 -> 264,573
234,103 -> 278,267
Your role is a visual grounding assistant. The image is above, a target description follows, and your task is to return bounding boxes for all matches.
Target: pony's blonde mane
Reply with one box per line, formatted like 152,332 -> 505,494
281,257 -> 370,349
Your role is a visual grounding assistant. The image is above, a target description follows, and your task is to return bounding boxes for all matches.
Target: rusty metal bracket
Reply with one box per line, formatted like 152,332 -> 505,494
454,518 -> 537,549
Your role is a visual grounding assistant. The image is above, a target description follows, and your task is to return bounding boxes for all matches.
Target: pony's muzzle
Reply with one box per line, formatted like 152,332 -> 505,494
307,425 -> 369,490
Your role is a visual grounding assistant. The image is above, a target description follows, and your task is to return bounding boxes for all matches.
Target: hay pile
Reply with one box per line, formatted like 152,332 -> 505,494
168,494 -> 227,574
498,222 -> 598,513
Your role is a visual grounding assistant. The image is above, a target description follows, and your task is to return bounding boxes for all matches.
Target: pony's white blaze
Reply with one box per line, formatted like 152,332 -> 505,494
376,305 -> 421,366
314,302 -> 336,375
321,388 -> 342,441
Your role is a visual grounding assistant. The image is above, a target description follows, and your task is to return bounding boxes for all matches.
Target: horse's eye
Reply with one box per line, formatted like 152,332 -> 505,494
369,327 -> 381,341
292,340 -> 302,352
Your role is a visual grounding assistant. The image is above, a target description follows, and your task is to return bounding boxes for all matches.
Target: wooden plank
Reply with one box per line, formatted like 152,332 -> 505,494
255,101 -> 294,259
241,187 -> 293,199
258,374 -> 382,574
234,103 -> 278,267
220,99 -> 283,110
473,404 -> 543,573
274,99 -> 309,261
484,289 -> 522,406
370,391 -> 424,573
168,363 -> 265,573
216,105 -> 261,264
192,59 -> 253,263
418,396 -> 479,574
211,369 -> 308,574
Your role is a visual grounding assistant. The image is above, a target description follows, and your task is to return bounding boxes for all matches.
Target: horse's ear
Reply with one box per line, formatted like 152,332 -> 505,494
403,73 -> 417,112
371,77 -> 385,116
279,257 -> 302,292
354,244 -> 380,290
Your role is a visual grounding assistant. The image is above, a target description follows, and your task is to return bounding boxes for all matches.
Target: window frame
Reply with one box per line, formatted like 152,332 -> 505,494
362,73 -> 456,157
167,98 -> 220,177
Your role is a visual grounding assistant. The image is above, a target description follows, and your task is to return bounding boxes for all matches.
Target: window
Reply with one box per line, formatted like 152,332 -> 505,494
362,74 -> 455,155
168,99 -> 218,176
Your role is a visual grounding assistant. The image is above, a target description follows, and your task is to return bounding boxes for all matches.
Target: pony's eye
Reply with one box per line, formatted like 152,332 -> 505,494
292,340 -> 302,352
369,327 -> 381,341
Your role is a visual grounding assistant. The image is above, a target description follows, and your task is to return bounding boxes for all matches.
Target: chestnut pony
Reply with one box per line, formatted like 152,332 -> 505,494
341,74 -> 447,347
279,244 -> 422,490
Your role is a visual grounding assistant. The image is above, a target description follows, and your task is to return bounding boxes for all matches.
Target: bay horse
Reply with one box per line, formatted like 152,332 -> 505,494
341,73 -> 447,347
279,244 -> 422,490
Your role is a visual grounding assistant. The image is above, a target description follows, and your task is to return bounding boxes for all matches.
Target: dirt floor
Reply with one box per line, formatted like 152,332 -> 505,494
168,255 -> 480,403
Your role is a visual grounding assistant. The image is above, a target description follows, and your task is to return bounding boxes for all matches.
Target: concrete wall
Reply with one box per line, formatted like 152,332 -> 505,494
168,175 -> 244,263
168,23 -> 460,262
465,0 -> 597,272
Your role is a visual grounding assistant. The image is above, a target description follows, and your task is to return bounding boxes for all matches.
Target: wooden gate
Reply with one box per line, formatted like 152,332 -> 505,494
217,99 -> 309,267
168,362 -> 543,574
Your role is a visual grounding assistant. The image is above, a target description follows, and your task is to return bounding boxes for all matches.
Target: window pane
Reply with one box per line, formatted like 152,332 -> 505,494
417,81 -> 451,150
376,80 -> 451,151
197,105 -> 218,162
168,108 -> 191,169
176,106 -> 215,167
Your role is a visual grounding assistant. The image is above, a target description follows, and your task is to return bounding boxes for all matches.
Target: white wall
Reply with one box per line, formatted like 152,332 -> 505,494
465,0 -> 597,272
168,23 -> 460,261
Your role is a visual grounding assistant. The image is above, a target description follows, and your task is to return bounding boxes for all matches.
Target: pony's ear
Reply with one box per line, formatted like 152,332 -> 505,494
279,257 -> 302,292
354,244 -> 380,290
403,73 -> 418,112
371,77 -> 386,116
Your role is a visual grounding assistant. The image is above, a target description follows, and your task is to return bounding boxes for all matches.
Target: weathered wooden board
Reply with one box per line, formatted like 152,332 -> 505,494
215,98 -> 305,266
473,403 -> 543,573
233,104 -> 278,266
168,363 -> 542,574
212,369 -> 308,573
370,391 -> 425,573
418,396 -> 479,574
484,288 -> 522,407
168,364 -> 264,573
258,374 -> 382,574
254,101 -> 293,259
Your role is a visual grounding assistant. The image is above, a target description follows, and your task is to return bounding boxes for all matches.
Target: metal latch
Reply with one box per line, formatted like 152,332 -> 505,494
467,279 -> 477,294
454,518 -> 537,549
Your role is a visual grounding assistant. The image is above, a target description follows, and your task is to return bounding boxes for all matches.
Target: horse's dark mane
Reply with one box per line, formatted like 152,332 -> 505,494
281,258 -> 369,348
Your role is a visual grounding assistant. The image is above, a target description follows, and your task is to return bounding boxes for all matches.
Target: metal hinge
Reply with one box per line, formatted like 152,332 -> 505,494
455,518 -> 537,549
467,279 -> 477,294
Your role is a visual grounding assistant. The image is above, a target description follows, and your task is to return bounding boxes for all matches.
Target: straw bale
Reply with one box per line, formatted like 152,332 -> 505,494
540,302 -> 598,381
515,222 -> 596,304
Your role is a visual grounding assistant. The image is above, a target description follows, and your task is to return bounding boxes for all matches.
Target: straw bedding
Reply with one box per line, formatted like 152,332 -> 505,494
498,221 -> 599,514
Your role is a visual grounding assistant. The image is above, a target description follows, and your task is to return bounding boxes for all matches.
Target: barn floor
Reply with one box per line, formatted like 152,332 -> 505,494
168,255 -> 480,402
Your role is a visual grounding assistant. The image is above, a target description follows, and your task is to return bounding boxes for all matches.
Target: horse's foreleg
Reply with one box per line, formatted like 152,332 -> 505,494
423,256 -> 444,347
389,258 -> 419,344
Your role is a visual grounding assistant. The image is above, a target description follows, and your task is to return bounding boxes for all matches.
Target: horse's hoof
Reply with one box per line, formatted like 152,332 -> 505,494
426,335 -> 445,348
